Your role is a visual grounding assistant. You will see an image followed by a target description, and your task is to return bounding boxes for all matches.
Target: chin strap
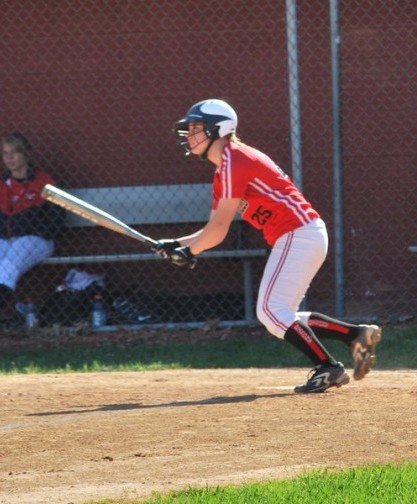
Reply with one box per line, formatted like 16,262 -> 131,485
199,137 -> 216,160
199,126 -> 219,160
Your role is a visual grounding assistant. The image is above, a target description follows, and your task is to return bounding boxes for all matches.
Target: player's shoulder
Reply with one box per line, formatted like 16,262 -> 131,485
228,141 -> 255,155
225,141 -> 259,163
227,141 -> 277,169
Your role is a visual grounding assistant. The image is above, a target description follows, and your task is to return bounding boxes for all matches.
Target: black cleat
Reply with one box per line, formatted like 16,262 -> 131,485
294,362 -> 350,394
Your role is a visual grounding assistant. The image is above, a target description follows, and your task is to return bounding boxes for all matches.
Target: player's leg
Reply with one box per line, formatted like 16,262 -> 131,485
297,311 -> 382,380
0,239 -> 15,308
256,220 -> 349,393
0,236 -> 54,293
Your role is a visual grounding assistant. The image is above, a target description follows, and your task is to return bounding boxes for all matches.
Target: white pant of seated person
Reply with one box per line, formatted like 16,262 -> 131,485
0,236 -> 54,290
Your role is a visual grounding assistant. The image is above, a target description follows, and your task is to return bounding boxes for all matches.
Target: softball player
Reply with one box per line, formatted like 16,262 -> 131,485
153,99 -> 382,393
0,133 -> 66,310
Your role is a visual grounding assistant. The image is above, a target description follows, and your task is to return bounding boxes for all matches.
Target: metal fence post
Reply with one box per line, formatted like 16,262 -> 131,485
286,0 -> 304,191
329,0 -> 345,318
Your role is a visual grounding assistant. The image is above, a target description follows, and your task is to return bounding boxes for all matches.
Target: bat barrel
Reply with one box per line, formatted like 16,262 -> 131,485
41,184 -> 158,247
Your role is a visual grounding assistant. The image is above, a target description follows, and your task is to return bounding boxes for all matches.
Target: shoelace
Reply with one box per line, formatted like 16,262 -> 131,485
306,365 -> 323,380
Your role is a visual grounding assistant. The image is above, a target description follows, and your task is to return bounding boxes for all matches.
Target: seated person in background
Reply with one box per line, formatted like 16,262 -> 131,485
0,133 -> 66,309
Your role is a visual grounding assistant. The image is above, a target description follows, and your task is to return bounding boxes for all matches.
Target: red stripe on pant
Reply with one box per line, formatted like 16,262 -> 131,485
262,233 -> 293,333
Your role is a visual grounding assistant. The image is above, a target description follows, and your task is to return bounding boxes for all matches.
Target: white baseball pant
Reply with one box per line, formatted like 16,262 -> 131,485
256,218 -> 328,338
0,236 -> 54,290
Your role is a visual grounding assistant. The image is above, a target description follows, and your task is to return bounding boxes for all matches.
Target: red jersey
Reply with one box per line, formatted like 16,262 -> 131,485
212,142 -> 320,246
0,167 -> 56,216
0,166 -> 65,239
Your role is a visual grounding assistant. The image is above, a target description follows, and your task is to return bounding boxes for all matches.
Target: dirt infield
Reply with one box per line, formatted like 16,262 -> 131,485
1,367 -> 416,504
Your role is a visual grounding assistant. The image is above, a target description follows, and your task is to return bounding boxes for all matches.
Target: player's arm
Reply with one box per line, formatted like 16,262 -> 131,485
152,198 -> 240,268
155,199 -> 240,250
151,222 -> 205,253
186,198 -> 241,255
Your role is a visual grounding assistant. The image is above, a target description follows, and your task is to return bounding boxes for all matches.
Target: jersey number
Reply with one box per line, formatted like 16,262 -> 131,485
251,205 -> 272,225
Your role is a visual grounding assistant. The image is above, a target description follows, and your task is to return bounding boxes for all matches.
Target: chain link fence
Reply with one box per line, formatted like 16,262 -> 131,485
0,0 -> 415,332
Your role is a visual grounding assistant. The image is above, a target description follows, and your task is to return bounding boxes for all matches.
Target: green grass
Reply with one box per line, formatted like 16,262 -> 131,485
0,324 -> 416,374
87,463 -> 417,503
0,338 -> 299,374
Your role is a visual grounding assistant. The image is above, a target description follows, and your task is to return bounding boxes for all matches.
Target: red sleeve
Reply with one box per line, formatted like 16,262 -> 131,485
219,146 -> 251,199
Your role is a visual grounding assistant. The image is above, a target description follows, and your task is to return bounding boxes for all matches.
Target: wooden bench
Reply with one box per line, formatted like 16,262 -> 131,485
42,184 -> 268,326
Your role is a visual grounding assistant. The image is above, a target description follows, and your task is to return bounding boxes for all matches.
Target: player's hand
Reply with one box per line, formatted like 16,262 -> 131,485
168,246 -> 197,269
151,239 -> 181,259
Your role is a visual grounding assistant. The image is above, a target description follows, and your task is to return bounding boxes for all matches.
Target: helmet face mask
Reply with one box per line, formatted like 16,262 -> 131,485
174,99 -> 238,156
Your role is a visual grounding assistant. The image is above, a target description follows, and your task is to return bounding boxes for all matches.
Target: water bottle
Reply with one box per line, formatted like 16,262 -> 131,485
91,294 -> 107,328
24,298 -> 39,330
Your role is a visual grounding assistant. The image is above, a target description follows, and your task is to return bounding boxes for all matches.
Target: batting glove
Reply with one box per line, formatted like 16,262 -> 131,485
151,239 -> 181,259
168,246 -> 197,269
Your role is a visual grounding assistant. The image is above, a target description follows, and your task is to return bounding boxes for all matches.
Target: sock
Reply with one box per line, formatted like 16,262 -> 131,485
284,320 -> 338,366
306,312 -> 360,345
